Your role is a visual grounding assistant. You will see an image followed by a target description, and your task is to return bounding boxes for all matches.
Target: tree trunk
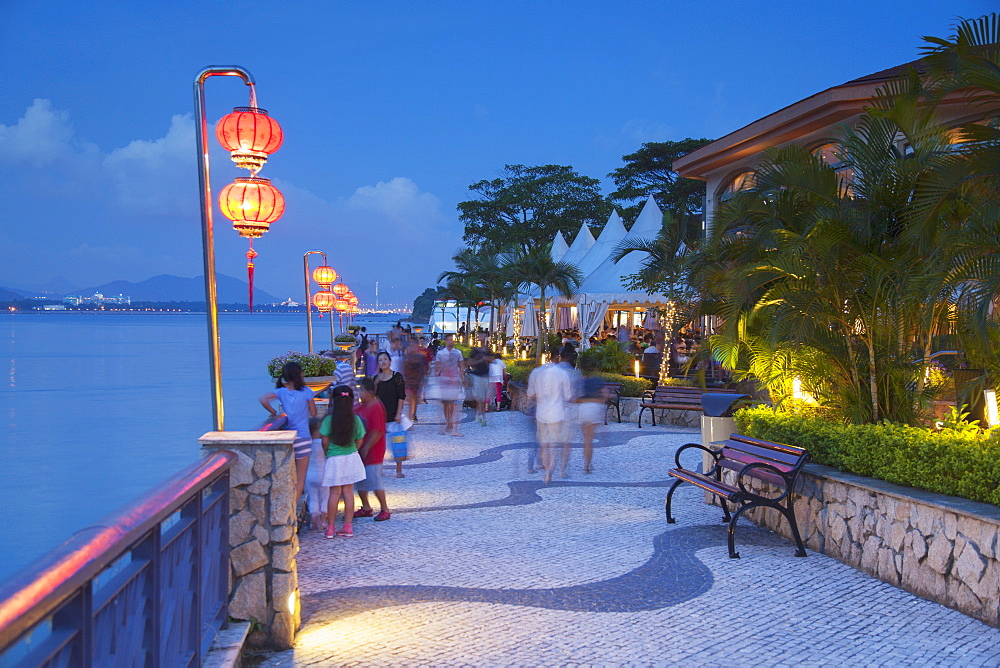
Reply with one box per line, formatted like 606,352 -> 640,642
537,287 -> 548,364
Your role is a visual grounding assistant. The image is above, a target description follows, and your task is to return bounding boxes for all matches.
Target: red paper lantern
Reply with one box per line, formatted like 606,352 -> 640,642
348,295 -> 359,307
216,107 -> 283,172
333,299 -> 349,312
332,283 -> 349,297
312,290 -> 335,313
218,177 -> 285,238
312,265 -> 337,289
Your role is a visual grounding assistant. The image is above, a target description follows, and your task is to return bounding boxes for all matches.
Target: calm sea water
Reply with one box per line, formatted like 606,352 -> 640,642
0,311 -> 398,583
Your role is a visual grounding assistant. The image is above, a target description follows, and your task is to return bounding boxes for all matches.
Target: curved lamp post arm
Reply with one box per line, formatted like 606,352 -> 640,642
194,66 -> 256,432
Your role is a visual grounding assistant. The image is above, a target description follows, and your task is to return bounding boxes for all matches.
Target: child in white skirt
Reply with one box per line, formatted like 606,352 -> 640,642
321,385 -> 366,538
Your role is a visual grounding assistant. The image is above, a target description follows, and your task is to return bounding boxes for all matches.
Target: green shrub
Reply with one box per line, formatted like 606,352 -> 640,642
578,340 -> 633,375
503,361 -> 653,397
734,406 -> 1000,505
267,351 -> 339,379
592,372 -> 654,397
505,359 -> 535,384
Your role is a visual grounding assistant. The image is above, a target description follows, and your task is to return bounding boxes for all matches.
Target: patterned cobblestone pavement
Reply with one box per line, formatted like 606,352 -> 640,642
260,405 -> 1000,667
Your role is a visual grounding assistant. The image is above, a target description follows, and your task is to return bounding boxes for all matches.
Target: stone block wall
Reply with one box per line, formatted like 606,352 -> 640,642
710,463 -> 1000,627
200,431 -> 300,649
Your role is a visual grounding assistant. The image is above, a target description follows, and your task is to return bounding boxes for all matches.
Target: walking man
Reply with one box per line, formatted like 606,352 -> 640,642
527,346 -> 573,482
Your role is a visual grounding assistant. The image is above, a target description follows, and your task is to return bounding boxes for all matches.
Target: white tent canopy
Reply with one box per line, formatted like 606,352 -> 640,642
554,221 -> 595,267
550,231 -> 569,262
513,197 -> 681,340
575,196 -> 665,303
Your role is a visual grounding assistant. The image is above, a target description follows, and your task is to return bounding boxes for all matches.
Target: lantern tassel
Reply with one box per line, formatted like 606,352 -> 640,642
246,243 -> 258,313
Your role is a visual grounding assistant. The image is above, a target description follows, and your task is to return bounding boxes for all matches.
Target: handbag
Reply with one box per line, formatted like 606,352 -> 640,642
387,422 -> 410,460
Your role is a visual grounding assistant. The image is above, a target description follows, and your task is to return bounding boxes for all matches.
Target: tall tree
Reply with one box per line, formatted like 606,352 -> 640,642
458,164 -> 612,252
410,287 -> 437,322
608,139 -> 713,222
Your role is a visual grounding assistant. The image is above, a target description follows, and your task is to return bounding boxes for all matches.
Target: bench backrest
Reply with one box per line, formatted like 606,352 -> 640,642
717,434 -> 810,487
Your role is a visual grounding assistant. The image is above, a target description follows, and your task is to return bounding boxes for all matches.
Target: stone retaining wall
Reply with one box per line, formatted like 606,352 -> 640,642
200,431 -> 300,649
712,462 -> 1000,627
508,382 -> 699,428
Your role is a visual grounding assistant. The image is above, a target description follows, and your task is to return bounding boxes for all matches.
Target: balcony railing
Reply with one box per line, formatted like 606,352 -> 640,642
0,451 -> 234,667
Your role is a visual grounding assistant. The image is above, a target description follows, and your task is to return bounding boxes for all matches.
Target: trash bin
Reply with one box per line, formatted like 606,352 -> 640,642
700,393 -> 751,479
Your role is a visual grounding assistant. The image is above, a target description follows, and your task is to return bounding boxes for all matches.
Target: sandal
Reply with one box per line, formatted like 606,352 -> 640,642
337,525 -> 354,538
353,508 -> 374,518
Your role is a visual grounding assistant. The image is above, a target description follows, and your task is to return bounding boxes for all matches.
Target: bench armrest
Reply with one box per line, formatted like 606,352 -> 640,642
674,442 -> 720,473
736,462 -> 792,501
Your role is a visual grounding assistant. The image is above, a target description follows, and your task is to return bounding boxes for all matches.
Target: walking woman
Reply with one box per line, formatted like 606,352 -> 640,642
260,362 -> 317,511
374,350 -> 407,477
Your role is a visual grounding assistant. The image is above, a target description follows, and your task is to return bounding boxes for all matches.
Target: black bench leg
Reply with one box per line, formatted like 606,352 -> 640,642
783,506 -> 808,557
718,498 -> 732,524
637,407 -> 645,428
727,503 -> 757,559
615,402 -> 621,423
664,479 -> 684,524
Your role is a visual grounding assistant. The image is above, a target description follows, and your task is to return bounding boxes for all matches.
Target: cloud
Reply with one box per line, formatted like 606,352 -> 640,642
103,114 -> 198,217
347,177 -> 443,224
594,119 -> 681,152
0,99 -> 76,167
0,99 -> 464,302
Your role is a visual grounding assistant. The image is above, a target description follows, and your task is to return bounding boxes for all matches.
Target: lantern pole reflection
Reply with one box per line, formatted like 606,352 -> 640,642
194,66 -> 256,431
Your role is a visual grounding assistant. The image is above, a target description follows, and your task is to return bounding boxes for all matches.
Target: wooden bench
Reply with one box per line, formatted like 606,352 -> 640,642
665,434 -> 810,558
603,382 -> 624,424
637,386 -> 741,427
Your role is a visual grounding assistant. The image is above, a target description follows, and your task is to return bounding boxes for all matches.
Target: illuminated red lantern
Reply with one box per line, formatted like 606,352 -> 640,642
216,107 -> 283,173
348,295 -> 359,307
312,290 -> 335,313
333,299 -> 349,312
332,283 -> 349,297
218,177 -> 285,238
312,265 -> 337,289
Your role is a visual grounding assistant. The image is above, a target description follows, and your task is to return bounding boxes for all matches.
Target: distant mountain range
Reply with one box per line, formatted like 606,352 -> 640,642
0,274 -> 278,305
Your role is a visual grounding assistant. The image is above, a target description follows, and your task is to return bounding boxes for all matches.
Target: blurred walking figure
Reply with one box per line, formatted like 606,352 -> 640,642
526,347 -> 572,482
433,334 -> 466,437
403,336 -> 430,422
577,358 -> 610,474
305,417 -> 327,530
488,352 -> 507,411
467,346 -> 492,423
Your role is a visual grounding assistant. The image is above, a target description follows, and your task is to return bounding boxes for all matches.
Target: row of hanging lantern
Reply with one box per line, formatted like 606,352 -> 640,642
215,106 -> 284,312
310,262 -> 359,333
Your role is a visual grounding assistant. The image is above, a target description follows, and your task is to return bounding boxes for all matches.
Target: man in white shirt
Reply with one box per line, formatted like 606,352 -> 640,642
527,347 -> 573,482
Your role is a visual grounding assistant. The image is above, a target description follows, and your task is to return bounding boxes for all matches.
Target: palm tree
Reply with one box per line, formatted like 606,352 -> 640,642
612,210 -> 703,383
503,244 -> 582,362
704,96 -> 958,423
440,248 -> 519,345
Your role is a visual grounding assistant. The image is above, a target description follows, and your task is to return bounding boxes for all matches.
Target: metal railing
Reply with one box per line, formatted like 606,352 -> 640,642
0,452 -> 234,667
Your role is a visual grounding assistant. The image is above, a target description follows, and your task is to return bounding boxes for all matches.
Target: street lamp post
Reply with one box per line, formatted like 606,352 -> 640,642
195,66 -> 284,430
195,66 -> 255,432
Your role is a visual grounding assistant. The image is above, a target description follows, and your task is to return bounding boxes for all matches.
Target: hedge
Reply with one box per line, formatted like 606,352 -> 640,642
267,351 -> 339,379
503,361 -> 654,397
734,406 -> 1000,506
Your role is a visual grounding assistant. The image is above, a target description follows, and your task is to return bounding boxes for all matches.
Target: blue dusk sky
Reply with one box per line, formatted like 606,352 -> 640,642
0,1 -> 993,306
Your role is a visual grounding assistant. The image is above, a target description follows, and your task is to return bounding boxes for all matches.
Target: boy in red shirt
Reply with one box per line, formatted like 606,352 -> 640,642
353,378 -> 391,521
